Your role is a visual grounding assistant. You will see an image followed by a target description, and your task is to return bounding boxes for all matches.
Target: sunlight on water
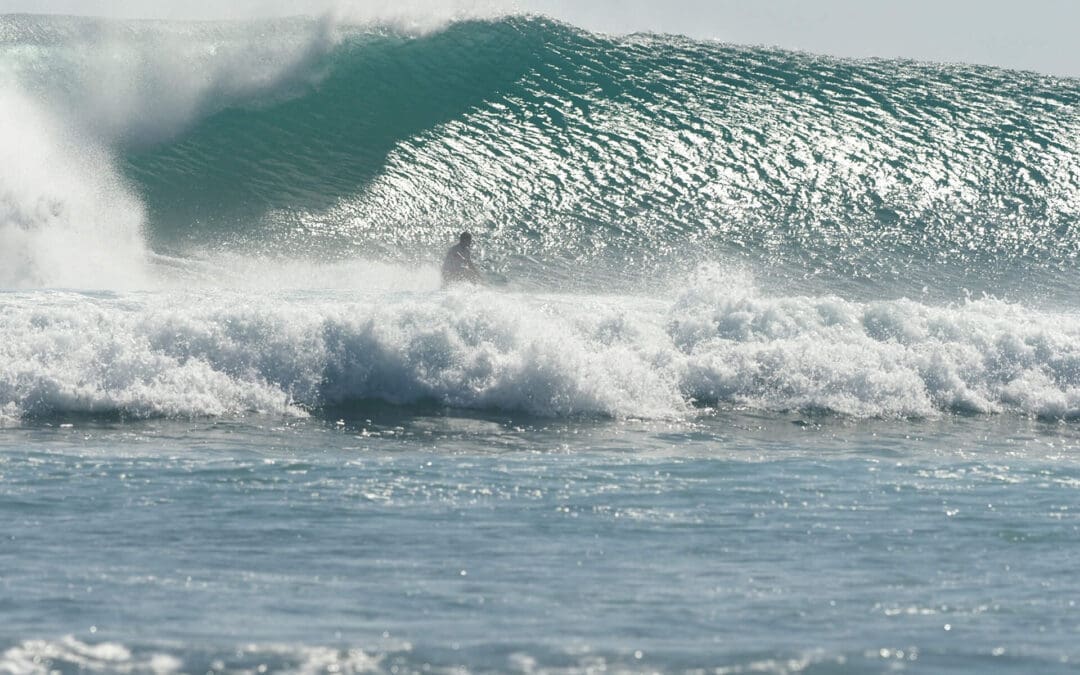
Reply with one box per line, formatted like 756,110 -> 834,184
1,10 -> 1078,675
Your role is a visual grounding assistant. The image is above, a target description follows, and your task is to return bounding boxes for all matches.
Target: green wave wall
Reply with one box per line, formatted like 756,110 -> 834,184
96,17 -> 1080,289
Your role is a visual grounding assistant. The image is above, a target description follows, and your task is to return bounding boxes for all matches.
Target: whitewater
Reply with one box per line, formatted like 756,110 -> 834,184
2,10 -> 1080,675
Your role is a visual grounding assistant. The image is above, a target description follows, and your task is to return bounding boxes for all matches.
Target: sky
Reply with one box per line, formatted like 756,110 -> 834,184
1,0 -> 1077,77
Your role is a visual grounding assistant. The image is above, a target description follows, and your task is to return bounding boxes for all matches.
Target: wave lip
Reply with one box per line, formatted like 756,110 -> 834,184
2,279 -> 1079,425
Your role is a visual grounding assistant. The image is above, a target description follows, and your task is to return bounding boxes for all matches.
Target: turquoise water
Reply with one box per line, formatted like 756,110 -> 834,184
3,413 -> 1080,673
2,12 -> 1080,674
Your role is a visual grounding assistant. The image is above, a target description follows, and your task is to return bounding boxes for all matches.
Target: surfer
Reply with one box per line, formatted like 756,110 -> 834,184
442,231 -> 482,287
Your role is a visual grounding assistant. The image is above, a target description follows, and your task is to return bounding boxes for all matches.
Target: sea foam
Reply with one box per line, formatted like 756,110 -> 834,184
0,15 -> 343,289
0,85 -> 148,289
2,273 -> 1078,425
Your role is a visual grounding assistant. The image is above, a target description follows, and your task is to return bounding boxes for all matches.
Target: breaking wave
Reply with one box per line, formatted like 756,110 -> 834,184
2,269 -> 1078,423
1,13 -> 1078,422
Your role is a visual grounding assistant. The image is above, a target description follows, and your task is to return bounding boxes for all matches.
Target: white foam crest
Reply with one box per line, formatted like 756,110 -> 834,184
281,645 -> 383,675
671,278 -> 1080,419
0,636 -> 181,674
316,290 -> 683,417
0,288 -> 683,422
0,638 -> 392,675
3,16 -> 342,145
1,279 -> 1078,424
3,4 -> 519,147
0,84 -> 150,289
0,292 -> 300,422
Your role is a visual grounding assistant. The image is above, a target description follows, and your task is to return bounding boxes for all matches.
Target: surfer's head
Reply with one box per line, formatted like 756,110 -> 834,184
459,232 -> 472,246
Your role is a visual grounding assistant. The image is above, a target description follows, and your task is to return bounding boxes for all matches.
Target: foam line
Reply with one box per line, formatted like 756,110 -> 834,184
2,277 -> 1078,424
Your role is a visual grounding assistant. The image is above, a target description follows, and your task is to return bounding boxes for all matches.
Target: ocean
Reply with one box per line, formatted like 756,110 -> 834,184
1,12 -> 1079,674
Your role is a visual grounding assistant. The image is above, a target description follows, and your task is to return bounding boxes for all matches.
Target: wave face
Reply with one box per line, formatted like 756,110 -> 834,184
3,15 -> 1079,292
114,16 -> 1080,294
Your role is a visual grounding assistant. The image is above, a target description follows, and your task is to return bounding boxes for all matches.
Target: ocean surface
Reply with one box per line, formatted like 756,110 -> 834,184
1,12 -> 1079,674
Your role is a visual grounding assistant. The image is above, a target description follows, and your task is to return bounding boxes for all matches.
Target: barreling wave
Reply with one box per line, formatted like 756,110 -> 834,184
2,13 -> 1080,424
114,16 -> 1080,293
2,14 -> 1079,293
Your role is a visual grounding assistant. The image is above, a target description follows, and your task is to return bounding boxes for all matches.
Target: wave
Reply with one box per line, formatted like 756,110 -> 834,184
116,17 -> 1079,289
3,14 -> 1078,294
2,14 -> 1079,424
2,270 -> 1078,424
